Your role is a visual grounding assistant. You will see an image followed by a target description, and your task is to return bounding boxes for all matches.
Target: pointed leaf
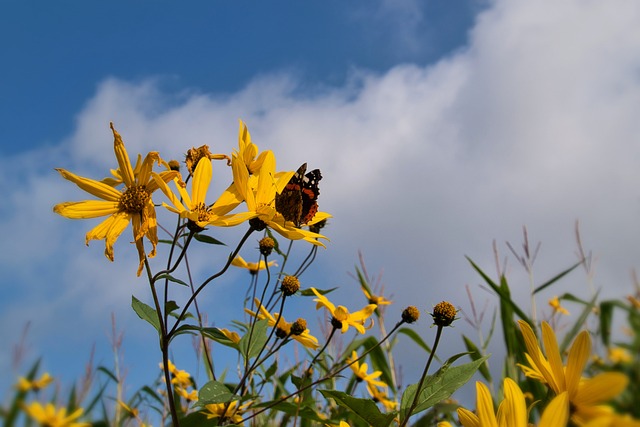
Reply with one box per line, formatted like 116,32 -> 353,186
131,295 -> 160,333
239,319 -> 269,362
319,390 -> 397,427
194,233 -> 226,245
196,380 -> 236,406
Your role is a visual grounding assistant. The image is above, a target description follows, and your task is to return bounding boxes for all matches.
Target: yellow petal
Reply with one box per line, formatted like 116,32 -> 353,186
518,321 -> 557,391
565,330 -> 591,399
111,123 -> 135,188
210,183 -> 244,216
84,212 -> 130,261
539,391 -> 569,427
55,168 -> 122,201
457,407 -> 480,427
541,322 -> 566,393
502,378 -> 527,427
574,372 -> 629,406
54,200 -> 119,219
475,381 -> 498,427
256,151 -> 277,205
192,157 -> 212,205
137,151 -> 160,186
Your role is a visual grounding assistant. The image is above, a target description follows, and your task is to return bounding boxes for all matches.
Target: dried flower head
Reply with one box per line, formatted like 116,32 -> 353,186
259,237 -> 275,256
281,275 -> 300,296
402,306 -> 420,324
431,301 -> 457,327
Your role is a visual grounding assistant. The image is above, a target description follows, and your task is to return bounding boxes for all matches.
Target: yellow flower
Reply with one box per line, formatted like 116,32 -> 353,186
154,156 -> 255,230
347,351 -> 387,388
311,287 -> 377,334
518,320 -> 631,425
16,373 -> 53,392
366,383 -> 397,411
23,402 -> 90,427
230,149 -> 330,245
549,296 -> 569,316
457,378 -> 569,427
245,298 -> 319,349
116,399 -> 139,419
608,347 -> 632,364
53,123 -> 178,276
231,255 -> 277,274
204,400 -> 251,425
218,328 -> 241,344
361,287 -> 392,306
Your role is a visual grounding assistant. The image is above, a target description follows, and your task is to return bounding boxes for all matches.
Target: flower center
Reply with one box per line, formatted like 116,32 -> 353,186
119,185 -> 150,214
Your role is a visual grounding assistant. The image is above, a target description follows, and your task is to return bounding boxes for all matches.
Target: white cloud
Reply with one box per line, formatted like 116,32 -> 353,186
3,0 -> 640,402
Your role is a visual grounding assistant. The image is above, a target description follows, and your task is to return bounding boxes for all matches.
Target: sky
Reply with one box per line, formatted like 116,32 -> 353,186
2,0 -> 640,417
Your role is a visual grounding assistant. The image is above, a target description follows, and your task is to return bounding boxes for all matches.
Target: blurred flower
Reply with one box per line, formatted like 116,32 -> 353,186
231,255 -> 277,274
311,287 -> 377,334
53,123 -> 178,276
218,328 -> 241,345
184,145 -> 229,176
245,298 -> 319,349
361,287 -> 392,306
116,399 -> 139,419
366,383 -> 397,411
518,320 -> 631,425
549,296 -> 569,316
347,351 -> 387,389
23,402 -> 90,427
608,347 -> 632,364
203,400 -> 251,425
457,378 -> 569,427
16,373 -> 53,392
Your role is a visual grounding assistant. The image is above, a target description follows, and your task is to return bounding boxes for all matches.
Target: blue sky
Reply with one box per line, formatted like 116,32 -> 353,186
3,0 -> 640,419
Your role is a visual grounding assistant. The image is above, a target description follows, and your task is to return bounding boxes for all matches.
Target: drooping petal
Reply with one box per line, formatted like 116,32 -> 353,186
84,212 -> 130,261
145,169 -> 179,194
565,330 -> 591,399
55,169 -> 122,202
574,372 -> 629,406
54,200 -> 119,219
539,391 -> 569,427
210,183 -> 244,216
542,322 -> 566,394
137,151 -> 161,186
111,123 -> 135,188
311,287 -> 336,313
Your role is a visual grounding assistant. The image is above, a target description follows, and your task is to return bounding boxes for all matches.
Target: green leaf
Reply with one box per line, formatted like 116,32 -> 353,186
131,295 -> 160,333
600,300 -> 615,347
196,380 -> 236,406
300,287 -> 338,297
462,335 -> 491,382
239,319 -> 269,362
194,233 -> 226,245
319,390 -> 397,427
532,260 -> 583,294
400,354 -> 489,423
155,273 -> 189,287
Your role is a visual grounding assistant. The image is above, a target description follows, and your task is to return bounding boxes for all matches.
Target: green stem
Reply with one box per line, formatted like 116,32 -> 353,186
400,325 -> 444,427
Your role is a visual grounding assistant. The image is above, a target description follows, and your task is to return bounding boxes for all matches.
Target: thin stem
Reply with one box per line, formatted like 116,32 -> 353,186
167,226 -> 255,339
400,325 -> 444,427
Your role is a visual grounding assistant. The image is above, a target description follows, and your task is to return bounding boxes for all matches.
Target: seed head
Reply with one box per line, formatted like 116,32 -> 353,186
402,306 -> 420,324
281,276 -> 300,296
259,237 -> 275,256
431,301 -> 457,327
168,160 -> 181,171
291,318 -> 307,336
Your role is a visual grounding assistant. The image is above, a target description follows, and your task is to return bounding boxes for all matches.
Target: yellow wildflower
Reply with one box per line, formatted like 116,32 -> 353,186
518,320 -> 631,425
366,383 -> 397,411
203,400 -> 251,425
347,351 -> 387,388
549,296 -> 569,316
245,298 -> 319,349
23,402 -> 90,427
231,255 -> 277,274
457,378 -> 569,427
608,347 -> 632,364
311,287 -> 376,334
16,373 -> 53,392
361,287 -> 392,306
53,123 -> 178,276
